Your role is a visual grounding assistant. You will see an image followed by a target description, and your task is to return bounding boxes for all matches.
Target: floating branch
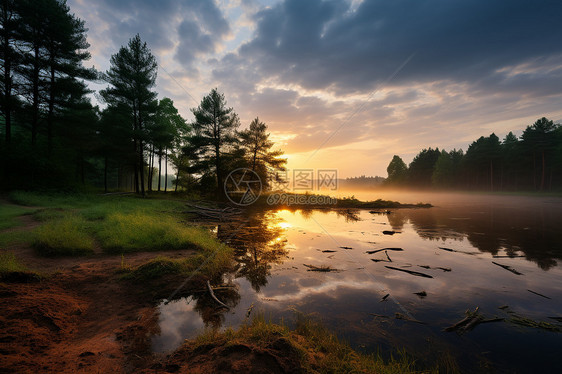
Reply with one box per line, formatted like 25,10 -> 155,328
303,264 -> 339,272
380,293 -> 390,302
322,250 -> 337,253
527,289 -> 551,299
385,266 -> 433,278
414,291 -> 427,298
339,246 -> 353,250
436,267 -> 452,272
385,251 -> 392,262
445,307 -> 504,334
366,248 -> 403,254
492,261 -> 523,275
438,247 -> 454,252
206,280 -> 230,310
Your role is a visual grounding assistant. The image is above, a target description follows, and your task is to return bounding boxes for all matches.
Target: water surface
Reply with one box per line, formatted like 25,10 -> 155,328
152,193 -> 562,373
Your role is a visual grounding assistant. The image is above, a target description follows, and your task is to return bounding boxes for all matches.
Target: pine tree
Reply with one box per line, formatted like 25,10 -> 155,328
100,34 -> 158,195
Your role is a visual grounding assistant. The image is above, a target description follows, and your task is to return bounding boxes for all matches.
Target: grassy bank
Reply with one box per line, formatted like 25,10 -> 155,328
2,191 -> 230,258
179,314 -> 443,373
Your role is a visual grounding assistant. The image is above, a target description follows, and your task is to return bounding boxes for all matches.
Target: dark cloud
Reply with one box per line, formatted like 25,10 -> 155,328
71,0 -> 230,74
236,0 -> 562,94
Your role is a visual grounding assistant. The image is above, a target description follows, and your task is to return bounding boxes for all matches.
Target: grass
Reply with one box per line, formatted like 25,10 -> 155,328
5,191 -> 226,257
122,245 -> 234,281
34,213 -> 95,256
0,251 -> 41,282
191,314 -> 439,374
98,212 -> 221,253
0,204 -> 35,230
0,251 -> 28,274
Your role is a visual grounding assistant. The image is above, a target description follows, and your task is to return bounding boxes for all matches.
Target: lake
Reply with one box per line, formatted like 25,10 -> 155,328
152,192 -> 562,373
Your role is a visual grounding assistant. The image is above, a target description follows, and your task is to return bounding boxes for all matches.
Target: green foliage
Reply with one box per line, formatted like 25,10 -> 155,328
185,88 -> 241,196
408,148 -> 441,187
97,212 -> 224,253
238,117 -> 287,189
387,117 -> 562,191
34,214 -> 95,256
386,155 -> 408,184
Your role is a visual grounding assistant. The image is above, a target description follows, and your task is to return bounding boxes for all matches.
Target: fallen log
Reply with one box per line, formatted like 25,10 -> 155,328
492,261 -> 523,275
322,250 -> 337,253
385,266 -> 433,278
381,293 -> 390,302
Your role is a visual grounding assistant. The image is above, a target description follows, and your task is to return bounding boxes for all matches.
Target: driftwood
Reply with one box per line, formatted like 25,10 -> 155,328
414,291 -> 427,298
492,261 -> 523,275
382,230 -> 399,235
303,264 -> 339,272
385,251 -> 392,262
385,266 -> 433,278
445,307 -> 504,333
206,280 -> 230,309
527,289 -> 551,299
380,293 -> 390,302
366,248 -> 403,254
322,250 -> 337,253
339,246 -> 353,249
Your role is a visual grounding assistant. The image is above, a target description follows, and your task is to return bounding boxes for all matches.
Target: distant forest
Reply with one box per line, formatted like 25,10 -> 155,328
0,0 -> 285,196
385,117 -> 562,191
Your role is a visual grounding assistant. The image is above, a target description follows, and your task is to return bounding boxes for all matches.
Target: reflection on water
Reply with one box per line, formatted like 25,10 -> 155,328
152,194 -> 562,372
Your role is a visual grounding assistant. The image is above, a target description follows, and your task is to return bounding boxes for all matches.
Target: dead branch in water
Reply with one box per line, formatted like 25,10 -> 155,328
206,280 -> 230,309
385,266 -> 433,278
366,248 -> 403,254
303,264 -> 340,272
492,261 -> 523,275
527,289 -> 551,299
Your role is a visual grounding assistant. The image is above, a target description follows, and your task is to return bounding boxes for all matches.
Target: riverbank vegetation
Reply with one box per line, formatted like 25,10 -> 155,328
385,117 -> 562,192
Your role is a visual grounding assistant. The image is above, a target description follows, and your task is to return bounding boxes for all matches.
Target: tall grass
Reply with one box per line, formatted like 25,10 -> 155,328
34,214 -> 95,256
98,212 -> 222,253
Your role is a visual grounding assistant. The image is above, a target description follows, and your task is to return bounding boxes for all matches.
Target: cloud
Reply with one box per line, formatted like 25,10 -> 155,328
235,0 -> 562,94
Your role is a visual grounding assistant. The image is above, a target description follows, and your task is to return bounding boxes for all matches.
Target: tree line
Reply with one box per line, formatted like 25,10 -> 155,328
0,0 -> 286,196
385,117 -> 562,191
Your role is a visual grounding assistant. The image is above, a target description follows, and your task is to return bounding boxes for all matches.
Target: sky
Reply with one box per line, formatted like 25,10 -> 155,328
68,0 -> 562,178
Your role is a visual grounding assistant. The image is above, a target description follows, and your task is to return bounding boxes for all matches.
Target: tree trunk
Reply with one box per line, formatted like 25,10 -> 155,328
157,148 -> 162,192
165,147 -> 168,192
175,165 -> 180,192
47,63 -> 55,156
31,43 -> 40,147
104,156 -> 108,193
